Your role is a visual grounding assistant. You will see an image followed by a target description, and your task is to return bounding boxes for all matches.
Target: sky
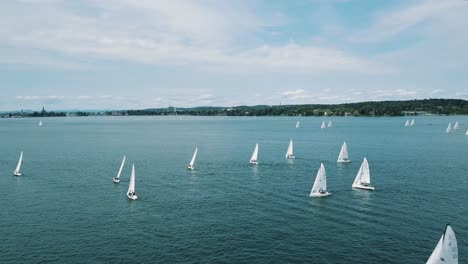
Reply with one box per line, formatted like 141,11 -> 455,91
1,0 -> 468,111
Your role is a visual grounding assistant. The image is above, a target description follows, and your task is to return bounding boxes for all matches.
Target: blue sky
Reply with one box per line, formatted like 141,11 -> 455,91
1,0 -> 467,110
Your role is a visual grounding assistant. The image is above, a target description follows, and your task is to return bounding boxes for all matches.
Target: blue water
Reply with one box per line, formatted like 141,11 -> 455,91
0,116 -> 467,263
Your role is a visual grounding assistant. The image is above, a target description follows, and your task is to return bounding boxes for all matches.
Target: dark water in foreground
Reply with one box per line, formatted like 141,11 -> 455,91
0,116 -> 467,263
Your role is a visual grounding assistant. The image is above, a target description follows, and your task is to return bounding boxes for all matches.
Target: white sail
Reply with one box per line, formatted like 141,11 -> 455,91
127,164 -> 137,199
426,225 -> 458,264
250,143 -> 259,164
296,121 -> 300,128
327,120 -> 332,128
38,120 -> 43,127
410,119 -> 415,126
310,163 -> 329,197
13,151 -> 23,175
321,121 -> 326,129
188,147 -> 198,169
405,119 -> 410,127
285,139 -> 294,159
453,121 -> 459,130
465,129 -> 468,136
115,155 -> 126,180
354,158 -> 370,185
446,123 -> 453,133
337,142 -> 350,162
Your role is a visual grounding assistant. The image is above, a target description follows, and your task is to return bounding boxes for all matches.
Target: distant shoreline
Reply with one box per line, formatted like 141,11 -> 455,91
2,98 -> 467,118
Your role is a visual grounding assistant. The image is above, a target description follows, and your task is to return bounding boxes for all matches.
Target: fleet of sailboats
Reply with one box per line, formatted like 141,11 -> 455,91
337,142 -> 351,163
250,143 -> 259,164
285,139 -> 295,159
310,163 -> 331,197
113,155 -> 126,183
127,164 -> 138,200
352,157 -> 374,190
13,151 -> 23,176
426,225 -> 458,264
187,147 -> 198,170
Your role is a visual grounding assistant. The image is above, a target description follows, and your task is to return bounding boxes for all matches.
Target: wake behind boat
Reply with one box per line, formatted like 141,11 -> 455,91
113,155 -> 126,183
187,147 -> 198,170
426,224 -> 458,264
13,151 -> 23,176
127,164 -> 138,200
352,157 -> 374,190
309,163 -> 331,197
337,142 -> 351,163
249,143 -> 259,165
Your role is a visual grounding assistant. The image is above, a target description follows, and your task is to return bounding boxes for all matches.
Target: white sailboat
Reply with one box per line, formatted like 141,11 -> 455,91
285,139 -> 295,159
410,119 -> 415,126
187,147 -> 198,170
38,119 -> 43,127
446,123 -> 453,133
249,143 -> 259,165
127,164 -> 138,200
321,121 -> 326,129
13,151 -> 23,176
310,163 -> 331,197
405,119 -> 410,127
426,224 -> 458,264
296,121 -> 300,128
352,157 -> 374,190
327,120 -> 332,128
453,121 -> 459,130
465,129 -> 468,136
113,155 -> 126,183
337,142 -> 351,163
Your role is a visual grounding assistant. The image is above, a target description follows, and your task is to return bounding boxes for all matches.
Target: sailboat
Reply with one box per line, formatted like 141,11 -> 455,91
337,142 -> 351,163
127,164 -> 138,200
249,143 -> 259,165
410,119 -> 415,126
309,163 -> 331,197
187,147 -> 198,170
453,121 -> 459,130
321,121 -> 326,129
327,120 -> 332,128
296,121 -> 300,128
38,119 -> 43,127
405,119 -> 410,127
446,123 -> 453,133
426,224 -> 458,264
352,157 -> 374,190
113,155 -> 126,183
465,129 -> 468,136
285,139 -> 295,159
13,151 -> 23,176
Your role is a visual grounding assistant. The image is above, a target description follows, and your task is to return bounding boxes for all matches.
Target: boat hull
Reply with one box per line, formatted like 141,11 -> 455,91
127,194 -> 138,200
310,192 -> 331,198
13,171 -> 21,176
187,165 -> 194,170
249,160 -> 258,165
337,159 -> 351,163
113,178 -> 120,183
286,155 -> 295,159
352,184 -> 375,190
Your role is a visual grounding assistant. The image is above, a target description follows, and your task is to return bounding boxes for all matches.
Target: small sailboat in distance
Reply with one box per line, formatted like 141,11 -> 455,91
352,157 -> 374,190
187,147 -> 198,170
13,151 -> 23,176
321,121 -> 326,129
465,129 -> 468,136
113,155 -> 126,183
337,142 -> 351,163
249,143 -> 259,165
127,164 -> 138,200
426,224 -> 458,264
310,163 -> 331,197
453,121 -> 459,130
285,139 -> 295,159
296,121 -> 300,128
405,119 -> 410,127
38,119 -> 43,127
446,123 -> 453,133
327,120 -> 332,128
410,119 -> 415,126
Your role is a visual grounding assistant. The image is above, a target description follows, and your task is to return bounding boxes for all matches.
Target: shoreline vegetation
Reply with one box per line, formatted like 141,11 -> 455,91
2,99 -> 468,118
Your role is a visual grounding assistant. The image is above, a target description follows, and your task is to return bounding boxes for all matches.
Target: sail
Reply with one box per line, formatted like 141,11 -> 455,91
321,121 -> 326,129
127,164 -> 136,195
410,119 -> 415,126
446,123 -> 453,133
405,120 -> 410,127
15,152 -> 23,173
250,143 -> 259,162
465,129 -> 468,136
116,155 -> 126,179
310,163 -> 327,195
296,121 -> 300,128
327,120 -> 332,128
426,225 -> 458,264
337,142 -> 349,162
354,157 -> 370,185
285,139 -> 293,158
189,147 -> 198,167
453,121 -> 459,130
39,120 -> 43,127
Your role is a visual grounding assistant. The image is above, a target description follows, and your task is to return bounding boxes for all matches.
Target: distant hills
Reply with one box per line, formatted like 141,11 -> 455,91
2,99 -> 468,118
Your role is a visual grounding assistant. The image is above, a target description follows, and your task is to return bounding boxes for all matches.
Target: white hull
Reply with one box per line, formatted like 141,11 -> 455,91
13,171 -> 21,176
310,192 -> 331,198
352,184 -> 374,190
250,160 -> 258,165
187,165 -> 194,170
286,155 -> 295,159
127,194 -> 138,200
337,159 -> 351,163
112,177 -> 120,183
